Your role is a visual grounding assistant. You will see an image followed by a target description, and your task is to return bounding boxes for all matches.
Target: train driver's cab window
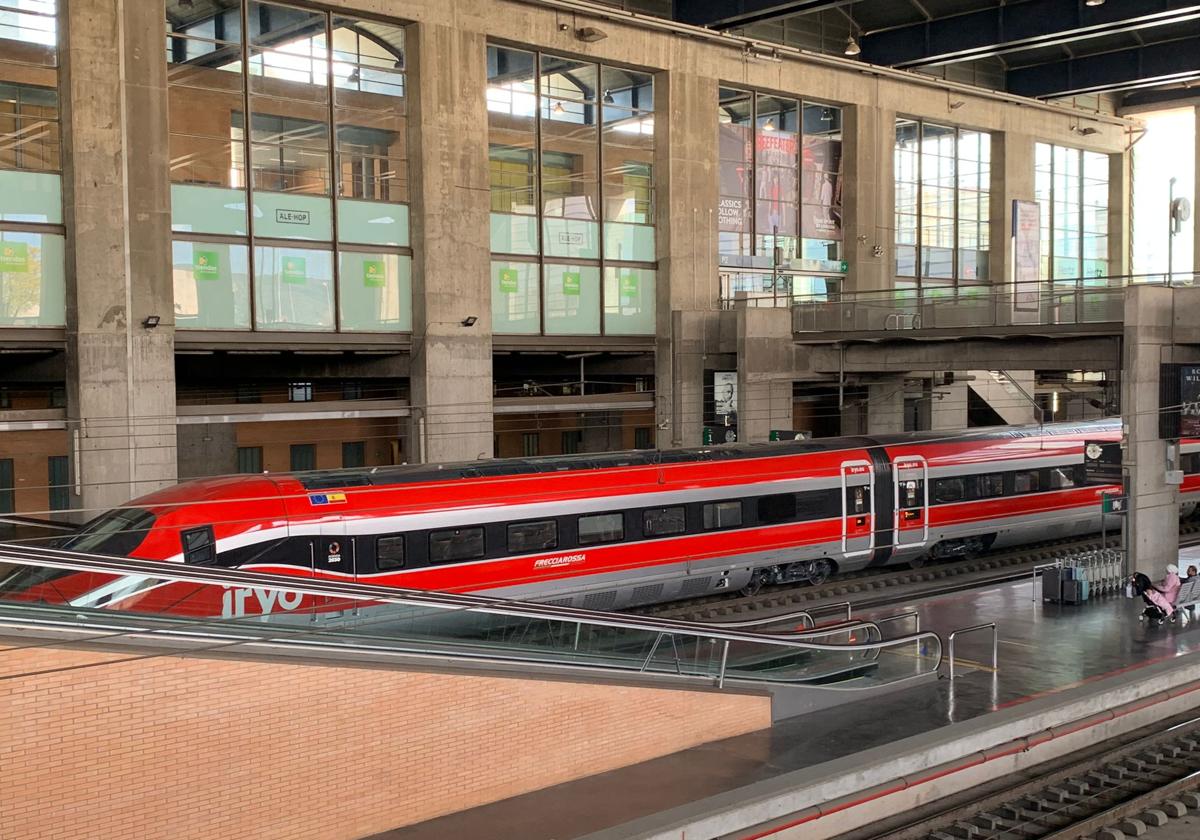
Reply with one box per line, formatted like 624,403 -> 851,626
507,520 -> 558,553
703,500 -> 742,530
643,506 -> 686,537
979,473 -> 1004,498
1014,470 -> 1041,494
578,512 -> 623,545
376,536 -> 405,570
933,478 -> 965,504
1048,467 -> 1077,489
181,526 -> 216,566
429,527 -> 485,564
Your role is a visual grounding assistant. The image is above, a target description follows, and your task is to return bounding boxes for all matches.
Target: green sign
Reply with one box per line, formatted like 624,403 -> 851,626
1101,493 -> 1128,515
562,271 -> 581,296
839,259 -> 849,274
281,256 -> 307,285
498,267 -> 518,294
0,242 -> 29,273
619,271 -> 638,297
192,249 -> 219,280
363,259 -> 385,288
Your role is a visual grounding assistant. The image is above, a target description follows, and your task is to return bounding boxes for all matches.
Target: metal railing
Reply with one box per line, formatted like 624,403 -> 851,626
947,622 -> 998,680
791,272 -> 1200,335
0,543 -> 944,691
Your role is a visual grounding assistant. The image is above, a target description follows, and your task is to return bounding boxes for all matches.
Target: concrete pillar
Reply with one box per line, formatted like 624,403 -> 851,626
1122,285 -> 1179,577
866,378 -> 905,434
1109,150 -> 1131,278
655,64 -> 718,449
407,22 -> 493,462
1194,106 -> 1200,276
60,0 -> 177,515
990,132 -> 1036,293
843,104 -> 894,294
930,373 -> 968,430
736,309 -> 794,443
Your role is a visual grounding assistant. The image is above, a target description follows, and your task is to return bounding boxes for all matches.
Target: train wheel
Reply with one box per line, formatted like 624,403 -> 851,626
808,560 -> 833,587
908,554 -> 928,569
741,572 -> 766,597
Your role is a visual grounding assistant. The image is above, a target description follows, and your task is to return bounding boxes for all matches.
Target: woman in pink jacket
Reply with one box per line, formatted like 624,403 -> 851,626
1145,563 -> 1182,621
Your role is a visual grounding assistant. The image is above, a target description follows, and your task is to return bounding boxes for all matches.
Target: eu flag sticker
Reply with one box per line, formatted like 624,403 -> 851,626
308,493 -> 347,506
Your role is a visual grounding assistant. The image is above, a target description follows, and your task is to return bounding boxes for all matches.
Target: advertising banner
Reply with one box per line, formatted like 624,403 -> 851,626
1012,199 -> 1040,317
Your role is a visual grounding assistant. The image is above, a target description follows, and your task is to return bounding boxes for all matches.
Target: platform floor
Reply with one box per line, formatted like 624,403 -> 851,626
370,576 -> 1200,840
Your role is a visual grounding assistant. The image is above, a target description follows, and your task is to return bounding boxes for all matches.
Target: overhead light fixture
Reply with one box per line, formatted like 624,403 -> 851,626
1074,125 -> 1100,136
820,107 -> 833,121
603,90 -> 614,104
844,35 -> 861,57
575,26 -> 608,43
142,315 -> 161,329
763,118 -> 776,131
552,100 -> 565,115
1085,0 -> 1105,6
347,67 -> 361,84
461,316 -> 478,327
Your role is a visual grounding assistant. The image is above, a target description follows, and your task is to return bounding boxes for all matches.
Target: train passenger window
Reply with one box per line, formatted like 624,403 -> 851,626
578,513 -> 624,545
702,500 -> 742,530
181,526 -> 216,566
1014,471 -> 1041,494
1183,453 -> 1200,474
758,493 -> 797,524
376,536 -> 405,570
428,527 -> 485,564
979,474 -> 1004,498
507,520 -> 558,553
1049,468 -> 1077,489
643,507 -> 686,537
933,478 -> 965,504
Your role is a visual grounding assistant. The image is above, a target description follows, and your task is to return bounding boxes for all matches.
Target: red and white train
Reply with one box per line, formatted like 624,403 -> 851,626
6,418 -> 1200,616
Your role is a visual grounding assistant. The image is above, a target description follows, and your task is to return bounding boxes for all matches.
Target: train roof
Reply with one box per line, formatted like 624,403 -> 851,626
294,419 -> 1121,492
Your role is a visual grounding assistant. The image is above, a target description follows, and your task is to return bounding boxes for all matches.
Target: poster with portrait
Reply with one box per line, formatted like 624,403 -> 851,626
801,136 -> 843,241
1012,199 -> 1041,317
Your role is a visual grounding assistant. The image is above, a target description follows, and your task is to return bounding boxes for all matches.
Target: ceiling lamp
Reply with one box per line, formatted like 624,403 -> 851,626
552,100 -> 565,115
763,118 -> 776,131
1085,0 -> 1105,6
603,90 -> 615,104
820,107 -> 833,121
844,35 -> 861,57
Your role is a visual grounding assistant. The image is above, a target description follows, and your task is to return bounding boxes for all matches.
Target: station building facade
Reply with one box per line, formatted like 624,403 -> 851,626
0,0 -> 1195,519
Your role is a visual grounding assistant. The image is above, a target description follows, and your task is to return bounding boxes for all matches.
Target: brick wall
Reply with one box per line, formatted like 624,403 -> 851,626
0,645 -> 770,839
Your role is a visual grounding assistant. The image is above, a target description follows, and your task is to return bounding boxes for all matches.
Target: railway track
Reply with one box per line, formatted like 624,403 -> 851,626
638,522 -> 1200,623
836,710 -> 1200,840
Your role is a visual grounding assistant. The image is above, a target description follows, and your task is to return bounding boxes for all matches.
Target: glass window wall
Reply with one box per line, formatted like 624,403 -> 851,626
718,88 -> 843,274
1034,142 -> 1110,281
487,45 -> 655,336
893,118 -> 991,292
1132,109 -> 1196,280
166,1 -> 411,332
0,0 -> 64,327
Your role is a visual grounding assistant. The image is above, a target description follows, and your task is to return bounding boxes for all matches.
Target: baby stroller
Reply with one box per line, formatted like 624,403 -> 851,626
1129,572 -> 1171,625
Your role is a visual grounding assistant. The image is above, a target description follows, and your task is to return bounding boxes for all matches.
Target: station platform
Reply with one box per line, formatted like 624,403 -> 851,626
377,577 -> 1200,840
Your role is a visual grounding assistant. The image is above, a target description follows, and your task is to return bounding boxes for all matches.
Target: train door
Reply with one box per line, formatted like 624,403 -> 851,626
840,461 -> 875,557
893,456 -> 929,549
313,525 -> 356,579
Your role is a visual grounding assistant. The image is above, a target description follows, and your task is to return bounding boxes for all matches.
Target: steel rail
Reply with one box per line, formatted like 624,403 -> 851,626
0,544 -> 943,661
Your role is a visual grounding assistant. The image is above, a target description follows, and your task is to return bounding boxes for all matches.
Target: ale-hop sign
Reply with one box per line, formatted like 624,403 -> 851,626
192,250 -> 219,280
363,259 -> 385,288
0,242 -> 29,273
498,267 -> 519,293
275,209 -> 310,225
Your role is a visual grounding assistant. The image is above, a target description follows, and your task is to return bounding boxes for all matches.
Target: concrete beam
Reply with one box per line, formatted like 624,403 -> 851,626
807,337 -> 1122,374
60,0 -> 177,515
406,22 -> 494,463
